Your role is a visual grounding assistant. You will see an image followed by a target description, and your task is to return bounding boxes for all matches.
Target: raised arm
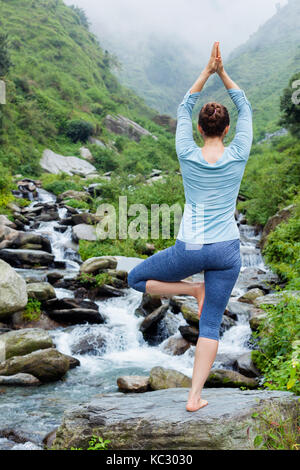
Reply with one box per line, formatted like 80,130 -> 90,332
217,47 -> 253,160
176,42 -> 220,159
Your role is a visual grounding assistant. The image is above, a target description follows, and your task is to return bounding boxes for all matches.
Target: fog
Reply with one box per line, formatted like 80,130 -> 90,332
64,0 -> 288,57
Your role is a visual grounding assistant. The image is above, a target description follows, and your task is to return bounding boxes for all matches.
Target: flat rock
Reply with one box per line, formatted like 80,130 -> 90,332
40,149 -> 97,177
80,256 -> 118,274
52,388 -> 299,450
0,373 -> 41,386
0,249 -> 54,267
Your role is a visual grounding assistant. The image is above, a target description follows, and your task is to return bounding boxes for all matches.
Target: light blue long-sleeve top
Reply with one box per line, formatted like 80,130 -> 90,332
176,88 -> 253,245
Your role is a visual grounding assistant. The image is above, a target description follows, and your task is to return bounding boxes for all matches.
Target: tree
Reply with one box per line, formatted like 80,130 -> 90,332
279,72 -> 300,138
0,34 -> 11,77
69,5 -> 89,29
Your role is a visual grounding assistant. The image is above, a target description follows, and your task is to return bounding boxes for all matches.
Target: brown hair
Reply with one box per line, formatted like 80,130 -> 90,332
198,102 -> 230,137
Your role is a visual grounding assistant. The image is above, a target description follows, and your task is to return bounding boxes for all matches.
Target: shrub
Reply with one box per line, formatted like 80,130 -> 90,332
23,298 -> 42,322
65,119 -> 94,143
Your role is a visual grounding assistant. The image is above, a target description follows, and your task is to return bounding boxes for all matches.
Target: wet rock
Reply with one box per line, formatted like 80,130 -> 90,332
179,325 -> 199,345
139,304 -> 169,334
0,215 -> 16,228
52,388 -> 299,450
234,352 -> 260,378
219,316 -> 236,336
169,296 -> 187,314
104,114 -> 157,142
86,183 -> 102,197
40,149 -> 97,177
180,298 -> 199,325
117,376 -> 150,393
0,260 -> 28,319
0,249 -> 54,268
149,366 -> 191,390
47,272 -> 64,285
80,256 -> 118,274
47,308 -> 104,325
63,354 -> 80,369
43,429 -> 58,449
72,224 -> 97,242
70,331 -> 106,355
163,336 -> 191,356
0,328 -> 54,359
261,204 -> 296,250
206,369 -> 258,388
10,312 -> 61,331
0,348 -> 70,383
0,373 -> 41,386
26,282 -> 56,302
0,229 -> 52,253
238,288 -> 265,304
44,297 -> 99,312
134,293 -> 162,317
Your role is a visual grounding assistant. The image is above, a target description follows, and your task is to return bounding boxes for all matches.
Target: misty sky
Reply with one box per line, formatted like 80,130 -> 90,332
64,0 -> 288,57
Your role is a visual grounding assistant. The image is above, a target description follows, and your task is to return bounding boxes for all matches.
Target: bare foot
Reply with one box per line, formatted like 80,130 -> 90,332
186,390 -> 208,412
192,282 -> 205,319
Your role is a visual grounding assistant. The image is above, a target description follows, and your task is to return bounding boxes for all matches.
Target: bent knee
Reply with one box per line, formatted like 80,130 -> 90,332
128,269 -> 146,293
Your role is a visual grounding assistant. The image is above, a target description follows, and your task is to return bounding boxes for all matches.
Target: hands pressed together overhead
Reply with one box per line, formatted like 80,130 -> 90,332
206,41 -> 224,76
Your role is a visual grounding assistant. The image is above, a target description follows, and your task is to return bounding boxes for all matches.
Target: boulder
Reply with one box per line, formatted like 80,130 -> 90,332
70,213 -> 100,226
0,260 -> 28,318
0,348 -> 70,383
238,288 -> 265,304
0,228 -> 52,252
0,328 -> 54,360
149,366 -> 191,390
205,369 -> 257,389
179,325 -> 199,344
40,149 -> 97,177
117,376 -> 150,393
163,336 -> 191,356
249,308 -> 268,332
52,388 -> 299,450
80,256 -> 118,274
47,309 -> 104,325
72,224 -> 97,242
253,291 -> 300,308
0,249 -> 54,268
0,215 -> 16,228
104,114 -> 157,142
234,352 -> 260,378
0,373 -> 41,386
139,304 -> 169,334
79,147 -> 94,162
261,204 -> 296,250
88,136 -> 106,147
26,282 -> 56,302
70,331 -> 106,355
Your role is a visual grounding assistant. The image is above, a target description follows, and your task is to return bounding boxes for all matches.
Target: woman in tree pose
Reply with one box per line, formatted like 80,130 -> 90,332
128,42 -> 253,412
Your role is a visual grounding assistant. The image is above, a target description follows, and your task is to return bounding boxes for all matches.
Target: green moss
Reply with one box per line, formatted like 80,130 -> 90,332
22,298 -> 42,322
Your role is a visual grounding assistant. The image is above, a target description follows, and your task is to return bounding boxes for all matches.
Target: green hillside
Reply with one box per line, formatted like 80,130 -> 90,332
0,0 -> 175,175
200,0 -> 300,141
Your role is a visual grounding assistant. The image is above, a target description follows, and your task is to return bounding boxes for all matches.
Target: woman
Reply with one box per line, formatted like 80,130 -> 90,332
128,42 -> 253,412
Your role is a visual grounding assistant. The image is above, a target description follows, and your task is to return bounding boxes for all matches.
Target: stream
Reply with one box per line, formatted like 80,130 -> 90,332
0,189 -> 269,450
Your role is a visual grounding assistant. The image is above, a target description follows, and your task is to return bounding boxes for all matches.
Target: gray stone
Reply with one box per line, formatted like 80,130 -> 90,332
117,376 -> 150,393
253,291 -> 300,308
149,366 -> 192,390
163,336 -> 191,356
238,288 -> 265,304
0,249 -> 54,267
0,348 -> 70,383
261,204 -> 296,250
26,282 -> 56,302
0,260 -> 28,318
0,328 -> 54,360
0,373 -> 41,386
52,388 -> 299,450
80,256 -> 118,274
72,224 -> 97,242
80,147 -> 94,162
139,304 -> 169,334
40,149 -> 97,177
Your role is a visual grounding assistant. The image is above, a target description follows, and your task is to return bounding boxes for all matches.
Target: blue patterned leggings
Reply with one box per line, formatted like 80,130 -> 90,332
128,238 -> 242,341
